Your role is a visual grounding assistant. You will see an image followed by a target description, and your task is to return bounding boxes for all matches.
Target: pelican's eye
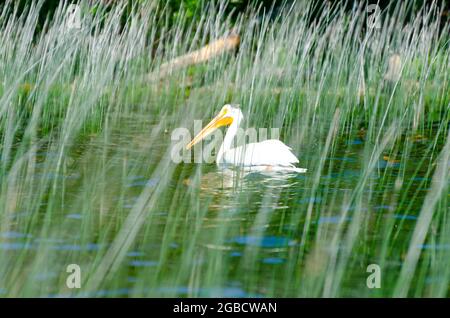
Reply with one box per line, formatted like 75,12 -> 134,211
221,107 -> 228,116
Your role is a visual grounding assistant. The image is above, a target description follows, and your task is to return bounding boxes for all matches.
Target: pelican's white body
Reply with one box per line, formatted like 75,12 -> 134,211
216,107 -> 306,173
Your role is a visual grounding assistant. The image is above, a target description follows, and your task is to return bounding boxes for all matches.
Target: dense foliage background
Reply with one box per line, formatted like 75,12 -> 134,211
10,0 -> 450,31
0,0 -> 448,298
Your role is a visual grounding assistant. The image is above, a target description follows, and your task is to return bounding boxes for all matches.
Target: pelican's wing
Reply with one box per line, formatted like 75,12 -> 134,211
223,139 -> 300,167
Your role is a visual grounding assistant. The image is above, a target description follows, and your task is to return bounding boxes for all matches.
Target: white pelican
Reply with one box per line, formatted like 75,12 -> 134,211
186,104 -> 307,173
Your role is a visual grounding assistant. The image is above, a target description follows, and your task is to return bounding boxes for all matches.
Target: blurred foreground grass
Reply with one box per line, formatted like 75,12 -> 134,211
0,0 -> 448,297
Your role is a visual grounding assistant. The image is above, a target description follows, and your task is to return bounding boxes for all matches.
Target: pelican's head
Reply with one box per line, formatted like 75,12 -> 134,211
186,104 -> 242,150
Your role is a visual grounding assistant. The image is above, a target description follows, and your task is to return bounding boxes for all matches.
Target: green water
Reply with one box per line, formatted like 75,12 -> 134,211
1,114 -> 447,297
0,0 -> 448,298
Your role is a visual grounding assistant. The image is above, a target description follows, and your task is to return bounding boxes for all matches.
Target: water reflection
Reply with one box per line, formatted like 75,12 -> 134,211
229,235 -> 296,248
2,117 -> 445,298
47,285 -> 262,298
184,166 -> 300,195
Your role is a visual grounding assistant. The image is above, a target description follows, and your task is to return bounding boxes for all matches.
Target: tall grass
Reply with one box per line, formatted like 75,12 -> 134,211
0,0 -> 448,297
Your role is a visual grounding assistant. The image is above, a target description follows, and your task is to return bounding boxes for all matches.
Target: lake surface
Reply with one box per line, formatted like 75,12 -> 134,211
0,114 -> 447,297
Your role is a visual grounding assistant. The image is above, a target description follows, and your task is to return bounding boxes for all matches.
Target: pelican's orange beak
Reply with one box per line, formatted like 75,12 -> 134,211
186,109 -> 233,150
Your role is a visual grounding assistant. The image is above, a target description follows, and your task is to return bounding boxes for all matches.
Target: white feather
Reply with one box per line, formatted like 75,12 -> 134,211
202,105 -> 307,173
222,139 -> 301,168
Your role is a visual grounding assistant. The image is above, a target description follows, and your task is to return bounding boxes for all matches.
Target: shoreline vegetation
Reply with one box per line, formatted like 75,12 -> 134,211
0,0 -> 448,297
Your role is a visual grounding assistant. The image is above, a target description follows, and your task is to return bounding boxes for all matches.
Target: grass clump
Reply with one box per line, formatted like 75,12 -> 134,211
0,0 -> 448,297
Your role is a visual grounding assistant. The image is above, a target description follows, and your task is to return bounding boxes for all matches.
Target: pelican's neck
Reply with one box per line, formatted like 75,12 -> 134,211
217,116 -> 241,165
